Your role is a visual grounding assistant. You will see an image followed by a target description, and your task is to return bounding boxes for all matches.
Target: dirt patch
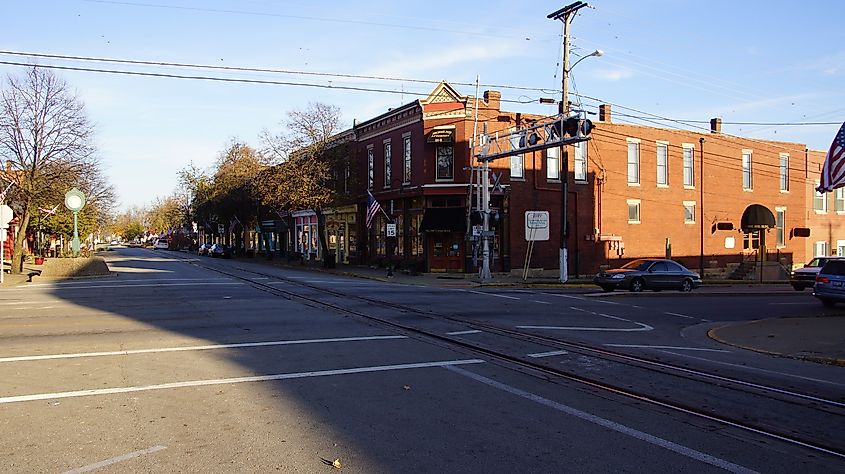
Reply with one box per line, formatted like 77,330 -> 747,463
39,257 -> 111,278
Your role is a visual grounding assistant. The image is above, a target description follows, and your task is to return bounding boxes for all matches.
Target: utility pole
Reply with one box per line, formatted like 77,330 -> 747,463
549,1 -> 589,283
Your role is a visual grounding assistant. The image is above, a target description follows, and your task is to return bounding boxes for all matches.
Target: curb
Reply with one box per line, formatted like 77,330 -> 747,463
707,320 -> 845,367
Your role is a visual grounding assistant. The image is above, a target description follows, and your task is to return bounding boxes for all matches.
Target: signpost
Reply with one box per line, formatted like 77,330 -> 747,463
0,204 -> 13,284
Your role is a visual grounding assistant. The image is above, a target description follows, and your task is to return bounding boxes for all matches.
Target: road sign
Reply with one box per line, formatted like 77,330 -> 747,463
525,210 -> 550,241
386,223 -> 396,237
0,204 -> 12,227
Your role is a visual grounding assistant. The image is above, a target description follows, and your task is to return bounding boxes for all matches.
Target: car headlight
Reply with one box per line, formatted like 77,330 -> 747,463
610,274 -> 625,279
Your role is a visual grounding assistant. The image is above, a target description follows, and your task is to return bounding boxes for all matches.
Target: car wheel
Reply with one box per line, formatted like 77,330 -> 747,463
680,279 -> 693,292
600,285 -> 614,292
821,298 -> 836,308
791,284 -> 804,291
629,277 -> 644,292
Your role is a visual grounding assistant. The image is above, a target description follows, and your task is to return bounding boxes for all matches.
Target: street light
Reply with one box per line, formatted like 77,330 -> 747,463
568,49 -> 603,74
64,187 -> 86,257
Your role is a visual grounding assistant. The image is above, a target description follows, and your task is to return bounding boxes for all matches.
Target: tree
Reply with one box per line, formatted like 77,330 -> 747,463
258,102 -> 352,266
0,66 -> 113,272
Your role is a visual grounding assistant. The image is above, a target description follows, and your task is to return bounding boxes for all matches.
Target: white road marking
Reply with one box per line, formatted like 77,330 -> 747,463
531,300 -> 552,305
18,282 -> 245,291
445,330 -> 482,336
527,350 -> 569,358
0,301 -> 27,305
446,366 -> 759,474
768,302 -> 816,305
466,290 -> 520,300
0,335 -> 408,363
664,312 -> 697,319
604,344 -> 730,353
26,278 -> 232,287
518,307 -> 653,332
546,294 -> 586,301
61,445 -> 167,474
0,359 -> 485,404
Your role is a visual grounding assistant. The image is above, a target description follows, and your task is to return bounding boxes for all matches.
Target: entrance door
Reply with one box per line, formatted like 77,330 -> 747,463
428,233 -> 463,272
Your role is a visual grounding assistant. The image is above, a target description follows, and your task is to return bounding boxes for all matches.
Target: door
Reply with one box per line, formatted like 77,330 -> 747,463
428,233 -> 463,272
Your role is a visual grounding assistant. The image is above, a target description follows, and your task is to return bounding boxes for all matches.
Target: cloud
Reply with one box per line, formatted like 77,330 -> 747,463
591,68 -> 634,81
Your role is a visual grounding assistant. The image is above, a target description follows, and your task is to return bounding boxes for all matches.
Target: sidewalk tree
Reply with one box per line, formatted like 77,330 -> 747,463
0,66 -> 114,272
258,102 -> 354,266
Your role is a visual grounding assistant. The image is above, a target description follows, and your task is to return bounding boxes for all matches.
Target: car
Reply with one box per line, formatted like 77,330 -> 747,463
197,243 -> 213,256
209,244 -> 232,258
812,259 -> 845,307
790,256 -> 839,291
154,239 -> 169,250
594,258 -> 702,292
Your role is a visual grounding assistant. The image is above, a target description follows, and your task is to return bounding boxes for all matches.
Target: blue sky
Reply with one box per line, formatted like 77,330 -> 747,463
2,0 -> 842,210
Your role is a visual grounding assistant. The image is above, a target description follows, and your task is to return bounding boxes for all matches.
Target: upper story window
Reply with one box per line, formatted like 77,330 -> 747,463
683,201 -> 696,224
779,153 -> 789,192
436,145 -> 454,180
814,180 -> 827,213
367,147 -> 374,190
546,147 -> 560,180
627,139 -> 640,185
742,149 -> 753,190
656,142 -> 668,186
682,144 -> 695,187
403,135 -> 412,184
835,187 -> 845,212
574,141 -> 587,182
509,132 -> 524,179
383,141 -> 392,188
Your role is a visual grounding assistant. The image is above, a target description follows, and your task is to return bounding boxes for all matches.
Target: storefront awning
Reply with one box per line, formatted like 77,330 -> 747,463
740,204 -> 775,231
419,208 -> 466,233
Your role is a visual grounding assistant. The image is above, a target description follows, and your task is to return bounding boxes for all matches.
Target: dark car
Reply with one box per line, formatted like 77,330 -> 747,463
790,256 -> 838,291
594,258 -> 702,292
197,243 -> 213,256
812,259 -> 845,307
209,244 -> 232,258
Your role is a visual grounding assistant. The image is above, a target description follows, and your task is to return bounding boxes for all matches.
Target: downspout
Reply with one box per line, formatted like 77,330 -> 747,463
699,137 -> 705,277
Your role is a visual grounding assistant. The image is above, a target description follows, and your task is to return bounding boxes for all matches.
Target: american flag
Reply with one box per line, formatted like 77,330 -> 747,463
817,121 -> 845,193
365,190 -> 382,229
38,204 -> 59,215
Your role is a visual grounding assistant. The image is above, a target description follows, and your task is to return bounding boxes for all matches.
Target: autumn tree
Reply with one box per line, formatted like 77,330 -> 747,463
0,66 -> 114,272
258,102 -> 354,266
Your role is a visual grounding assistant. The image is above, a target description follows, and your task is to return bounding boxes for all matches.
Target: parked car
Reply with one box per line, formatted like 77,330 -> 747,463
790,256 -> 839,291
812,259 -> 845,307
154,239 -> 169,250
594,258 -> 702,292
197,243 -> 213,256
209,244 -> 232,258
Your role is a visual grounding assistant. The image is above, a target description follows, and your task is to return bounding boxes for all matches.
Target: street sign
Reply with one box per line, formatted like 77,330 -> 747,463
386,223 -> 396,237
218,224 -> 224,234
0,204 -> 12,227
525,210 -> 550,241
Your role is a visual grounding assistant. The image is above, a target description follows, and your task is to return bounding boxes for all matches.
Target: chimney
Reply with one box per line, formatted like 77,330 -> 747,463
710,117 -> 722,134
484,90 -> 501,112
599,104 -> 612,123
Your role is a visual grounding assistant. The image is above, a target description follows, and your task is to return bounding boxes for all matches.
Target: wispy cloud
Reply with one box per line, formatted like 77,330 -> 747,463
591,68 -> 634,81
800,50 -> 845,76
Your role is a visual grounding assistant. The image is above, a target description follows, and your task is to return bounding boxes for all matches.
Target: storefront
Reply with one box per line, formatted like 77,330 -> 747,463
292,211 -> 319,259
419,207 -> 466,272
323,205 -> 358,264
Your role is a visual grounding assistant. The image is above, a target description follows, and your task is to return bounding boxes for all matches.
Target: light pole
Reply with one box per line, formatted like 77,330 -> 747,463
549,2 -> 594,283
64,187 -> 86,257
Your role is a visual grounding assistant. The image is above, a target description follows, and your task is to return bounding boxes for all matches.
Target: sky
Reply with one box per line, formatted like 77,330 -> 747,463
1,0 -> 843,211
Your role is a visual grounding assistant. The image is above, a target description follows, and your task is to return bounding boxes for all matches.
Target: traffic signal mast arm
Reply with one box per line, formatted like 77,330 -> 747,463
476,113 -> 593,162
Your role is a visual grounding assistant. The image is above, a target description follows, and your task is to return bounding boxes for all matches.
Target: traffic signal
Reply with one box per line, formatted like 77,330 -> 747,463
550,116 -> 593,141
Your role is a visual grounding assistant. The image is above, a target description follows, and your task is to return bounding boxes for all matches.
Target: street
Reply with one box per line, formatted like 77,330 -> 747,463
1,248 -> 843,473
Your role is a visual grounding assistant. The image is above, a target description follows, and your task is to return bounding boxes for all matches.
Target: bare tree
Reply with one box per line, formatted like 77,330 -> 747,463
0,66 -> 109,272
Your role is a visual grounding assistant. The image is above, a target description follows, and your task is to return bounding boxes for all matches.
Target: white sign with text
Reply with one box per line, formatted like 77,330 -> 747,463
525,210 -> 550,241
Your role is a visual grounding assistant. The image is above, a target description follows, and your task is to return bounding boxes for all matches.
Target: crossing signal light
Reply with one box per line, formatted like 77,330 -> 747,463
550,117 -> 593,141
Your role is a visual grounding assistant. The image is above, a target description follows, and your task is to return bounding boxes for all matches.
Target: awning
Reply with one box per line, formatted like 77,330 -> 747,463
419,208 -> 466,233
740,204 -> 775,231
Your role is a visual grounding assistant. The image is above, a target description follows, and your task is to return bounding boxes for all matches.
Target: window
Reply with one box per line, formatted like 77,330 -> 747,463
546,147 -> 560,180
744,231 -> 760,250
742,150 -> 753,190
383,141 -> 391,188
835,188 -> 845,212
814,181 -> 827,212
779,153 -> 789,192
683,201 -> 695,224
815,241 -> 829,257
682,144 -> 695,187
367,147 -> 374,190
627,199 -> 641,223
574,142 -> 587,182
776,208 -> 785,247
436,145 -> 454,180
656,142 -> 668,186
403,136 -> 412,184
838,240 -> 845,258
627,139 -> 640,185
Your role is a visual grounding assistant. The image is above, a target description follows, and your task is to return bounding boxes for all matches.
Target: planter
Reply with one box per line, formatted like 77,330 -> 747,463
34,257 -> 45,265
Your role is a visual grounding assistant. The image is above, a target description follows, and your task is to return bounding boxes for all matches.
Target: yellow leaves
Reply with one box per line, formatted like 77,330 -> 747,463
332,458 -> 342,469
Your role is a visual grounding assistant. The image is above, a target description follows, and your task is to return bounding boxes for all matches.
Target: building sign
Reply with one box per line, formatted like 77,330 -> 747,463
525,211 -> 550,241
427,129 -> 455,143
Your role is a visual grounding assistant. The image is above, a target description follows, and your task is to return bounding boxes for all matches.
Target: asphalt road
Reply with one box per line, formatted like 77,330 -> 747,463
1,248 -> 843,473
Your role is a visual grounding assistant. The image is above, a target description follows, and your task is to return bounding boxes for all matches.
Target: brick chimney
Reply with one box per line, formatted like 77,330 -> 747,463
484,90 -> 501,112
599,104 -> 612,123
710,117 -> 722,134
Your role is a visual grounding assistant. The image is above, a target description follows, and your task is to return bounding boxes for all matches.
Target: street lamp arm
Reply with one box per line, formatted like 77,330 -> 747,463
566,49 -> 603,74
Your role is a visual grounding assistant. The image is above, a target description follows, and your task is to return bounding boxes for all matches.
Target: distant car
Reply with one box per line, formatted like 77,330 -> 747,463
812,259 -> 845,307
197,243 -> 213,256
154,239 -> 169,250
594,258 -> 702,292
209,244 -> 232,258
110,240 -> 119,245
790,257 -> 838,291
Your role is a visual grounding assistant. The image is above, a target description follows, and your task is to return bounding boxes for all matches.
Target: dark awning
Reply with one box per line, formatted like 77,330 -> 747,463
740,204 -> 775,231
419,208 -> 466,233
